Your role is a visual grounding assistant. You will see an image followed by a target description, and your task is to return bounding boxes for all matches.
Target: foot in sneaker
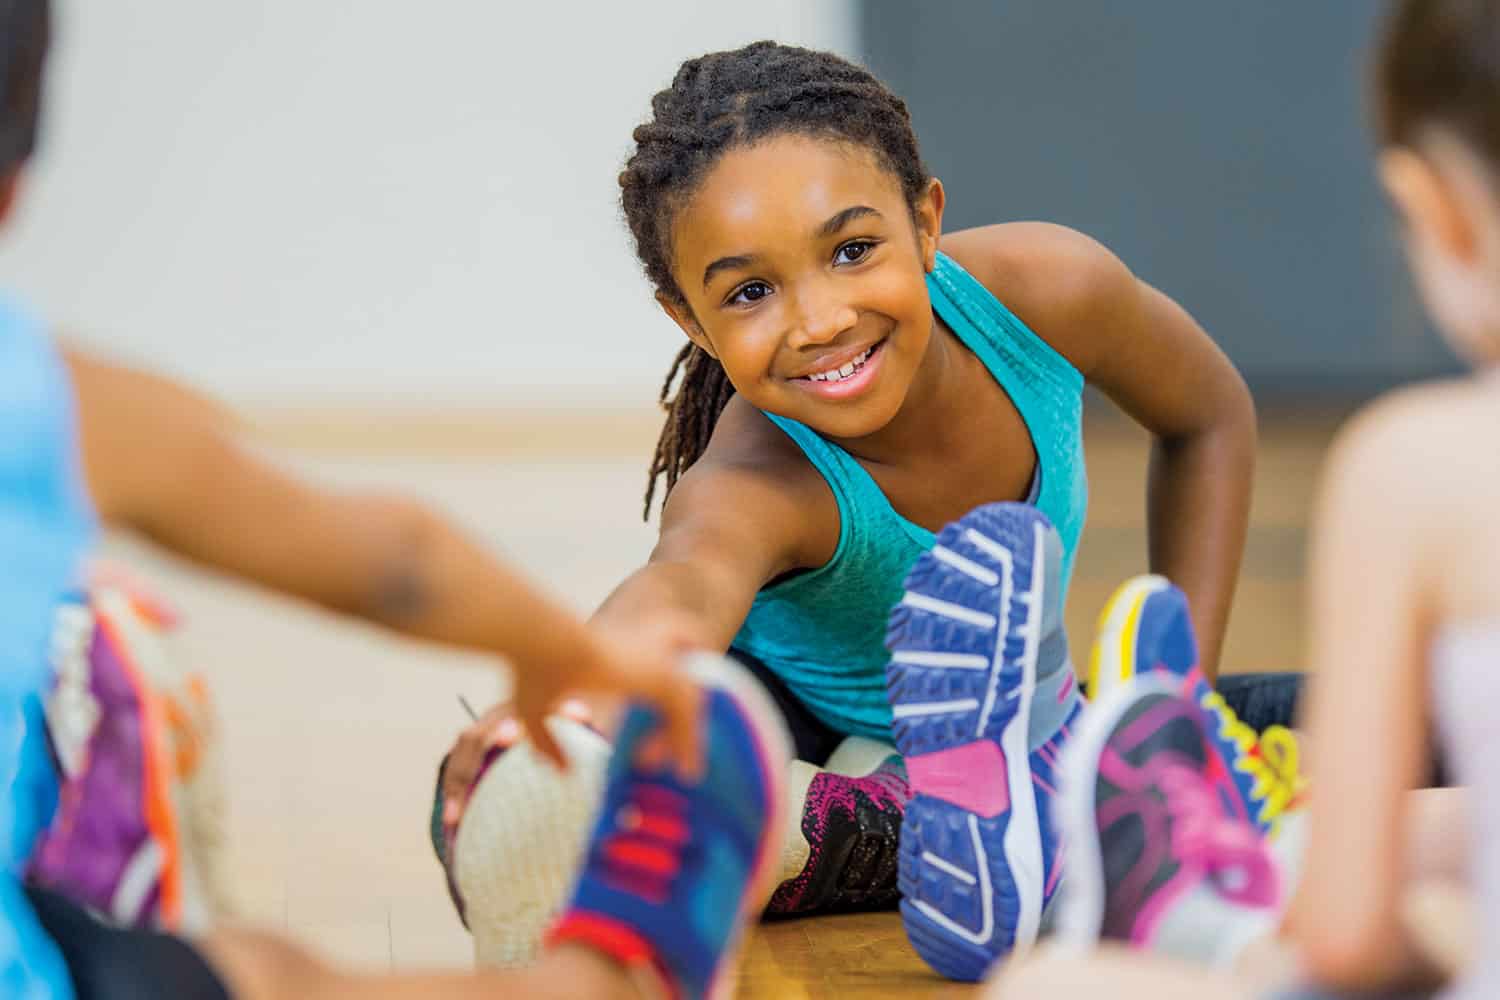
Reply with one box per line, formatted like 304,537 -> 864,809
1055,677 -> 1281,965
883,502 -> 1082,981
766,751 -> 909,917
547,652 -> 791,1000
438,716 -> 611,967
1088,575 -> 1305,837
29,574 -> 224,932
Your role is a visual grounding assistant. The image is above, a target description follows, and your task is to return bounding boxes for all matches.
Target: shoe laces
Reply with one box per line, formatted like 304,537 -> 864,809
1198,690 -> 1307,834
1155,759 -> 1280,909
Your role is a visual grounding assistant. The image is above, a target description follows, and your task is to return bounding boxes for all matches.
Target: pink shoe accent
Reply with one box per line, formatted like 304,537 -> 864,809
906,741 -> 1010,818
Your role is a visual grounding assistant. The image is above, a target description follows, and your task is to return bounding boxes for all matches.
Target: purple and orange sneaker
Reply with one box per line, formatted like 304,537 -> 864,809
1087,576 -> 1305,838
548,653 -> 791,1000
29,572 -> 223,931
883,502 -> 1082,981
1054,676 -> 1281,964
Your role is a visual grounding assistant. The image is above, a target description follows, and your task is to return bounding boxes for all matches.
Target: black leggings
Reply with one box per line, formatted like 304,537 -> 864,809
729,648 -> 1317,768
24,885 -> 231,1000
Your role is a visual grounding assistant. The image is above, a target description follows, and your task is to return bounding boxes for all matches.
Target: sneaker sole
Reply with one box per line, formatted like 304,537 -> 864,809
457,717 -> 611,968
1052,674 -> 1178,948
884,503 -> 1050,982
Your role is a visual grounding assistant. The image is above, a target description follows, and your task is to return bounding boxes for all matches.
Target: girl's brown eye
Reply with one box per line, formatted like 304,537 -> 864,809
835,240 -> 875,265
730,281 -> 772,305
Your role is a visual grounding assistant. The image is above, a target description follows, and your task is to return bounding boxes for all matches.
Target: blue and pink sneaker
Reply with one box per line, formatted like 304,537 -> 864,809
1088,575 -> 1305,838
548,653 -> 792,1000
883,502 -> 1082,982
1054,676 -> 1281,964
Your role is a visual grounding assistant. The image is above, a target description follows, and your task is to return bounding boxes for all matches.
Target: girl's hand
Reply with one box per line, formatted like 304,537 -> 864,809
438,698 -> 593,829
440,614 -> 705,830
515,614 -> 705,775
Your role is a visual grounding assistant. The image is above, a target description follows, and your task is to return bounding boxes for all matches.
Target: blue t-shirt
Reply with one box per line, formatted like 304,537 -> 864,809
0,296 -> 96,999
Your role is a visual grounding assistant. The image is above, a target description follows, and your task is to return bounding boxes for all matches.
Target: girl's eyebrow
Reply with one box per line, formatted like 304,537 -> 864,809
703,253 -> 756,289
817,205 -> 882,238
701,205 -> 884,289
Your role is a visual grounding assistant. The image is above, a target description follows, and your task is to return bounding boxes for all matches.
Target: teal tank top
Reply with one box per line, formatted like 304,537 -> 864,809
730,252 -> 1087,741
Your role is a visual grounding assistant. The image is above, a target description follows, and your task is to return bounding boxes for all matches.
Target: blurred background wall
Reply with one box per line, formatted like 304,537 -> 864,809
862,0 -> 1458,395
0,1 -> 855,407
0,2 -> 1456,407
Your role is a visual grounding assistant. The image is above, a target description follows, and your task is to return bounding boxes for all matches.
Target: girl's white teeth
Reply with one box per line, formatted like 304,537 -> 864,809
807,346 -> 874,383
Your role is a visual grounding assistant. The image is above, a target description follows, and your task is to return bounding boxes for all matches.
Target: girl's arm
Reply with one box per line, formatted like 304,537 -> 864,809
1284,393 -> 1447,992
1100,276 -> 1256,682
440,433 -> 832,815
952,224 -> 1256,677
592,457 -> 831,647
64,350 -> 699,768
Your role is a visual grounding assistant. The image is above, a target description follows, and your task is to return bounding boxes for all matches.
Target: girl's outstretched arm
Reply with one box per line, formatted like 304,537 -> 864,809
441,417 -> 831,812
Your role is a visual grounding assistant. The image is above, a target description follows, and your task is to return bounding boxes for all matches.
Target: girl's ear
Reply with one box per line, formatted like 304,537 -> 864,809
913,177 -> 946,273
1380,147 -> 1478,264
656,292 -> 718,359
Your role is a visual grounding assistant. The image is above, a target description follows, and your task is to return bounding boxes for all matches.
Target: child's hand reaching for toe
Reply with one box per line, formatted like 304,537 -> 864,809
440,614 -> 705,830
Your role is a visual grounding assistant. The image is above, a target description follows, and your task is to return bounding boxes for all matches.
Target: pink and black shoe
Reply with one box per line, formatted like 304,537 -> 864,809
765,749 -> 910,917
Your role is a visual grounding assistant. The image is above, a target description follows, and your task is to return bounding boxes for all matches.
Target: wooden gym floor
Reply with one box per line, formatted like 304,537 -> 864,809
109,399 -> 1342,997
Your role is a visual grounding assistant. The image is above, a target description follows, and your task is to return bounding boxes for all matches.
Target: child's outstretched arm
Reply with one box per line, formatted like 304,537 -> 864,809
1284,391 -> 1451,993
63,350 -> 700,769
440,443 -> 827,813
953,224 -> 1257,677
594,457 -> 827,646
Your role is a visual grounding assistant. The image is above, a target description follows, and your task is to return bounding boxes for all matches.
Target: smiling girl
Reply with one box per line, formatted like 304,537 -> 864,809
445,40 -> 1258,979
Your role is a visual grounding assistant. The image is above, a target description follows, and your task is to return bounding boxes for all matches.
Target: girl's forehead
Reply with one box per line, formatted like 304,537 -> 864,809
675,135 -> 904,254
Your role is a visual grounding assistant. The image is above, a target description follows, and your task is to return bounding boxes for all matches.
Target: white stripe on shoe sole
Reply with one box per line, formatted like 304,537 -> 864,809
914,815 -> 995,946
998,521 -> 1046,951
974,542 -> 1015,739
962,528 -> 1015,564
890,650 -> 991,670
892,698 -> 981,718
932,545 -> 1001,586
921,850 -> 978,886
900,591 -> 997,629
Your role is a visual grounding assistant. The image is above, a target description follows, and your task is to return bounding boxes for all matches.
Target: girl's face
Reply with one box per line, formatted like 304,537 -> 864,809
1381,137 -> 1500,366
660,134 -> 943,441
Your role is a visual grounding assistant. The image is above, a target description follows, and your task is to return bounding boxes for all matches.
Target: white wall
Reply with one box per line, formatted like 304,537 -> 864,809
0,1 -> 856,406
